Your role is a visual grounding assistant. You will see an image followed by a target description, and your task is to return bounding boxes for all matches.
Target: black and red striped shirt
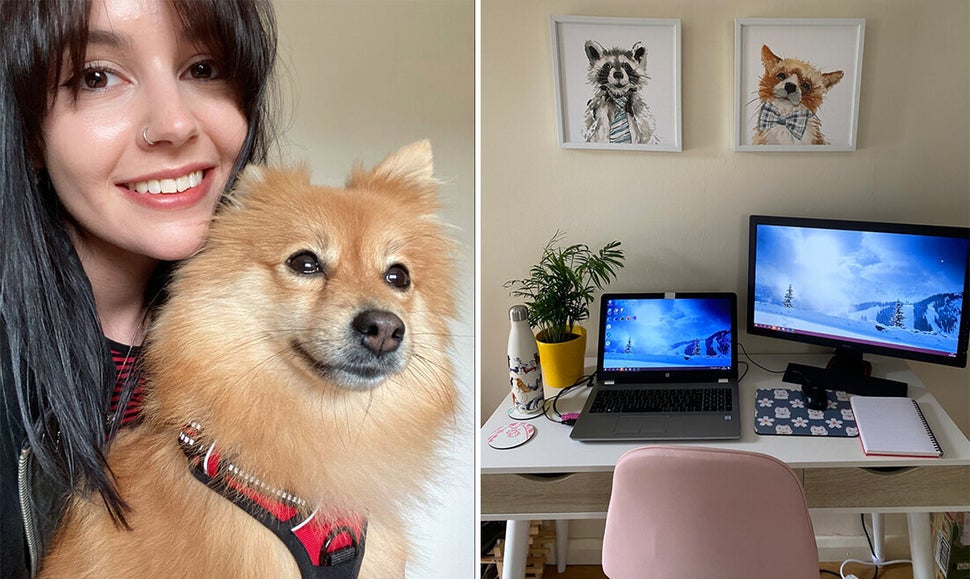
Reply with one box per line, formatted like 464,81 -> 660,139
107,340 -> 144,427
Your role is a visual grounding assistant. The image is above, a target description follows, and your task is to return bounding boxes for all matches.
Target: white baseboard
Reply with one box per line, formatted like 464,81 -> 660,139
561,534 -> 913,567
816,533 -> 913,563
563,538 -> 604,566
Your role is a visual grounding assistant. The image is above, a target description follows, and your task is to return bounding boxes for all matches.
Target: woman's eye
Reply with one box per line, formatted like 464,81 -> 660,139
183,60 -> 221,81
286,251 -> 324,275
385,264 -> 411,290
78,67 -> 120,90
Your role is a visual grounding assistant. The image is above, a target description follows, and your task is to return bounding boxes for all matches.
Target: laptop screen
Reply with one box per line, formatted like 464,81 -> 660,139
597,292 -> 738,383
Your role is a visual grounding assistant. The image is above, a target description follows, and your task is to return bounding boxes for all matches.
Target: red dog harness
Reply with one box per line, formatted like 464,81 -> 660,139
178,423 -> 366,578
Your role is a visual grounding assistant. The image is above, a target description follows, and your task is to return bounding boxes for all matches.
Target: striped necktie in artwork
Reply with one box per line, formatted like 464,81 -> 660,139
609,95 -> 631,143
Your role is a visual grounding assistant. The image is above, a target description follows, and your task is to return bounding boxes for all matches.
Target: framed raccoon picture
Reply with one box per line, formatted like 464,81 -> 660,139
734,18 -> 865,152
550,15 -> 682,152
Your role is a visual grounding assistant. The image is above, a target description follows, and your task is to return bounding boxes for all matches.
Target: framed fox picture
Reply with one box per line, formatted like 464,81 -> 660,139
735,18 -> 865,152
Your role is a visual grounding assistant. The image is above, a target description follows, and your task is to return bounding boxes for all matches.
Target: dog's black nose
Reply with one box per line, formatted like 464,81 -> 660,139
785,82 -> 797,94
353,310 -> 405,355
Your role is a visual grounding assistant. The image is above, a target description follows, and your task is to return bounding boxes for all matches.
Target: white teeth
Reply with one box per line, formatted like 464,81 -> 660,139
127,170 -> 203,195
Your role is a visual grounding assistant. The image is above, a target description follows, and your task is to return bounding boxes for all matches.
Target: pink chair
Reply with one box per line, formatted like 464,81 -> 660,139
602,446 -> 819,579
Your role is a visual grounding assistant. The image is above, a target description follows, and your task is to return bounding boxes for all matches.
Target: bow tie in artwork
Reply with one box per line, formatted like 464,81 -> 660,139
758,102 -> 814,140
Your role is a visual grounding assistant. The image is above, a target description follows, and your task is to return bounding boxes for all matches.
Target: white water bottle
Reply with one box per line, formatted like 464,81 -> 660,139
508,305 -> 543,417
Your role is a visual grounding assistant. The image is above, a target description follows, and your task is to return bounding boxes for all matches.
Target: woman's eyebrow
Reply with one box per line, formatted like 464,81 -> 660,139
85,28 -> 132,51
87,26 -> 210,55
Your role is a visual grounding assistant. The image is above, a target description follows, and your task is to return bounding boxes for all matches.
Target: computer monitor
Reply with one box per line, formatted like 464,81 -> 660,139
747,215 -> 970,397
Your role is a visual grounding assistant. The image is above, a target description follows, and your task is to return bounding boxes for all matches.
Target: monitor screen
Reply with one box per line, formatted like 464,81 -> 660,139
747,215 -> 970,369
600,294 -> 735,373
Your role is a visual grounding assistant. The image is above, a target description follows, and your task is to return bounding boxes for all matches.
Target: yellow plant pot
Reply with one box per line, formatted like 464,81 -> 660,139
536,326 -> 587,390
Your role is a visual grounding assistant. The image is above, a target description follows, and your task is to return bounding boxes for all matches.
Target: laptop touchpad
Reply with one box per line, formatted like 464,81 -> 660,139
614,417 -> 667,434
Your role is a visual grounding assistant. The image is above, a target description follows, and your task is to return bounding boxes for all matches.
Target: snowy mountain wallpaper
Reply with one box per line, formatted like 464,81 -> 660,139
752,224 -> 969,357
602,298 -> 733,370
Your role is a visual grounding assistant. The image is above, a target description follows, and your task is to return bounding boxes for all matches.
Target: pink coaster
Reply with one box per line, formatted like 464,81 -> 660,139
487,422 -> 536,450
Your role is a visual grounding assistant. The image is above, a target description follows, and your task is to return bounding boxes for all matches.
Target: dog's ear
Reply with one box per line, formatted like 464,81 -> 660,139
822,70 -> 844,90
584,40 -> 605,64
223,164 -> 266,210
631,42 -> 646,66
227,164 -> 310,209
346,140 -> 437,209
760,44 -> 782,69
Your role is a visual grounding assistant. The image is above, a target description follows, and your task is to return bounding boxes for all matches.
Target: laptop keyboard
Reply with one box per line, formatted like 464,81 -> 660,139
589,387 -> 733,414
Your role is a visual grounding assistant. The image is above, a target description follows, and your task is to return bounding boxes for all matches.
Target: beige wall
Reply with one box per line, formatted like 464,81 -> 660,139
482,0 -> 970,438
273,1 -> 475,576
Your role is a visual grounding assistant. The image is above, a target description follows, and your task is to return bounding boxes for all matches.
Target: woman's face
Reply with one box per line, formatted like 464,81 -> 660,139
42,0 -> 248,263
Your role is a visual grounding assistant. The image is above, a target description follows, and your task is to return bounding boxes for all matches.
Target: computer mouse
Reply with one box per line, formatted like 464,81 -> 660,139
802,382 -> 828,411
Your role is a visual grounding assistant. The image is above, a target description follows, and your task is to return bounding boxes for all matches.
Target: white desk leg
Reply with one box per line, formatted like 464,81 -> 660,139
502,520 -> 530,579
556,519 -> 569,573
870,513 -> 885,562
907,512 -> 933,579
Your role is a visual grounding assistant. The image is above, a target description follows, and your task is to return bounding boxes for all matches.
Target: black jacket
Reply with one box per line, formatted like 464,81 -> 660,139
1,328 -> 78,578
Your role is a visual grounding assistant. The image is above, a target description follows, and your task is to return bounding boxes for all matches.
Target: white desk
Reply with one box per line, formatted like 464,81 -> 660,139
481,355 -> 970,579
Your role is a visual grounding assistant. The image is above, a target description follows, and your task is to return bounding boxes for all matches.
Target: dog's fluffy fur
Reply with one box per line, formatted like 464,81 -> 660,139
40,141 -> 457,577
582,40 -> 657,145
752,44 -> 844,145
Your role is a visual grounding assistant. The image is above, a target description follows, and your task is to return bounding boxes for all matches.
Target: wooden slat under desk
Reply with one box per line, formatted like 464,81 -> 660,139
481,472 -> 613,516
803,466 -> 970,509
482,466 -> 969,517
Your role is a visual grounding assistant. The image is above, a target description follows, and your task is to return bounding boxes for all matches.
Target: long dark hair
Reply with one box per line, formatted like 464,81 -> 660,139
0,0 -> 277,522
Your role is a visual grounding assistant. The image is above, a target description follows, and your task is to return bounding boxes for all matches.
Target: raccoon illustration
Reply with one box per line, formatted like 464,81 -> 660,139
582,40 -> 656,144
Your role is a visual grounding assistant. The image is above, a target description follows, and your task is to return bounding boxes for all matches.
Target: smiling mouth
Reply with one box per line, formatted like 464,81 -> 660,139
126,169 -> 204,194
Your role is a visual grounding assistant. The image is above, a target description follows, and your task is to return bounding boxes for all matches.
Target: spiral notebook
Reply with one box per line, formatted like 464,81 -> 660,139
850,396 -> 943,458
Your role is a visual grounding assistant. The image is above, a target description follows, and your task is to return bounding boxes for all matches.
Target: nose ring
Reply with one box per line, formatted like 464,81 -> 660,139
142,127 -> 157,146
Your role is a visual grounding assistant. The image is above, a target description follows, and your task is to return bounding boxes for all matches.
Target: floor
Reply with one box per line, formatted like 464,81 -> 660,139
539,561 -> 915,578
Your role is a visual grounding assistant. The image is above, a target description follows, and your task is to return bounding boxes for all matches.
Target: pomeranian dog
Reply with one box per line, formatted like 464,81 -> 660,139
40,141 -> 457,578
752,44 -> 844,145
583,40 -> 657,145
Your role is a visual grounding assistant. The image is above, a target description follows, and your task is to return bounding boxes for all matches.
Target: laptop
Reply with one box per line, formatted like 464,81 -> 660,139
569,292 -> 741,441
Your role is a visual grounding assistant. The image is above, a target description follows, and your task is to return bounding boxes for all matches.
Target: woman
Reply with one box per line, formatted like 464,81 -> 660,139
0,0 -> 277,576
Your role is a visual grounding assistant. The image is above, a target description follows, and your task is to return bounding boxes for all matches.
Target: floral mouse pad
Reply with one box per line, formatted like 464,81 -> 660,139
754,388 -> 858,437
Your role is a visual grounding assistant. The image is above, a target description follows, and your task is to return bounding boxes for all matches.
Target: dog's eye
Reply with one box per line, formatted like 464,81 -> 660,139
286,251 -> 324,275
776,72 -> 787,81
385,264 -> 411,290
800,81 -> 812,91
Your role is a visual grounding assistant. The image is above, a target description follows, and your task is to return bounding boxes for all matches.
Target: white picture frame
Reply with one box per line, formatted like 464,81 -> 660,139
551,15 -> 682,152
734,18 -> 865,152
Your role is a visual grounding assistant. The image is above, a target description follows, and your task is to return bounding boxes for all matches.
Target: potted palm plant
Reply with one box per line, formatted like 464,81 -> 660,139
505,231 -> 625,389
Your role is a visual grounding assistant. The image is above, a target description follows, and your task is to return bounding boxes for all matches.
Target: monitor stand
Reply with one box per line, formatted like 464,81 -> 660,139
781,350 -> 908,398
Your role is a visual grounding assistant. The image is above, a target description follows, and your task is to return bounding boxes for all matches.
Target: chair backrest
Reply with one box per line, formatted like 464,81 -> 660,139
602,445 -> 818,579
